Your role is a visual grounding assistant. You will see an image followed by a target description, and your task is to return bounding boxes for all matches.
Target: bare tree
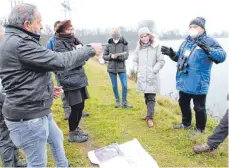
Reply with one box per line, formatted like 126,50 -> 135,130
42,25 -> 53,35
118,26 -> 126,35
0,17 -> 7,26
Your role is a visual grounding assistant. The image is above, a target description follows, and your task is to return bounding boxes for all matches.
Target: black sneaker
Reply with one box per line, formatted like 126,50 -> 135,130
64,113 -> 70,120
15,161 -> 27,167
115,101 -> 122,108
76,127 -> 89,136
122,102 -> 133,108
188,128 -> 204,137
173,123 -> 192,129
68,133 -> 88,143
82,112 -> 89,117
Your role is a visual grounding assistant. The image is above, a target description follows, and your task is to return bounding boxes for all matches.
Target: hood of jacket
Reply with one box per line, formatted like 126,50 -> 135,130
136,33 -> 160,50
108,36 -> 128,45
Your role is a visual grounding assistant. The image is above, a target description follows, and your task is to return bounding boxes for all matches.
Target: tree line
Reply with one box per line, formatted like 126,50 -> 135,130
1,19 -> 228,50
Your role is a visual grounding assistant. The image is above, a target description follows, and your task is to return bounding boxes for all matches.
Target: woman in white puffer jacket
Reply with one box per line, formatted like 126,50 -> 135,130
133,27 -> 165,128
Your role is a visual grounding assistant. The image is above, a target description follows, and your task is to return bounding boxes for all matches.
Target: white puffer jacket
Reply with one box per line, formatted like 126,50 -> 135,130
133,36 -> 165,93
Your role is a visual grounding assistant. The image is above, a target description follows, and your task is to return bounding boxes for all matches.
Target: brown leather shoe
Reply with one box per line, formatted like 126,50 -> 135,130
193,144 -> 215,154
147,119 -> 154,128
141,116 -> 148,120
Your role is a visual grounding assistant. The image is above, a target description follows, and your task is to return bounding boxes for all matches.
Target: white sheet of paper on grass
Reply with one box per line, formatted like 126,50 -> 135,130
88,138 -> 159,168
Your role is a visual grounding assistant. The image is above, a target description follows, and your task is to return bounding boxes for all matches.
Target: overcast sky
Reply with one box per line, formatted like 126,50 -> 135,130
0,0 -> 228,33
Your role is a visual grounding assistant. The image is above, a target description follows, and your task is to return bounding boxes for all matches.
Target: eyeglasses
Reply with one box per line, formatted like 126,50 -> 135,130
66,28 -> 74,32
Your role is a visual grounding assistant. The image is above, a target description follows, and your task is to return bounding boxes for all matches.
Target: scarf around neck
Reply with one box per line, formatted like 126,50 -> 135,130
56,33 -> 83,47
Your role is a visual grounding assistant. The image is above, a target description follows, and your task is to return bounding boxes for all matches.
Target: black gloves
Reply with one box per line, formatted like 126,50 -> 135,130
197,39 -> 211,55
161,46 -> 176,57
161,46 -> 178,62
197,39 -> 219,63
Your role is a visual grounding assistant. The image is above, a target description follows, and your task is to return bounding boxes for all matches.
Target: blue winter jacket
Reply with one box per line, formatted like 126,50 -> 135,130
46,35 -> 56,50
174,32 -> 226,95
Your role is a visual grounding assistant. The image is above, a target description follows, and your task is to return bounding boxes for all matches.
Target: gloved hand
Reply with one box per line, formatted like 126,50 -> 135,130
197,39 -> 211,55
161,46 -> 176,57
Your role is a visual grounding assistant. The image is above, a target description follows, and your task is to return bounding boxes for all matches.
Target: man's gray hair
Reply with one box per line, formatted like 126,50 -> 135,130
8,3 -> 37,28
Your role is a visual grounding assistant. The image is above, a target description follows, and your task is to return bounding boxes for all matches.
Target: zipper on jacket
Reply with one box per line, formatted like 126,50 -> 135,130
115,44 -> 117,73
145,48 -> 149,92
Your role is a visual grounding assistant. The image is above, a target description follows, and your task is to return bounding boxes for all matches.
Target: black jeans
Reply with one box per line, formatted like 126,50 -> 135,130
68,101 -> 85,132
179,91 -> 207,131
144,93 -> 156,119
207,110 -> 228,149
0,93 -> 19,167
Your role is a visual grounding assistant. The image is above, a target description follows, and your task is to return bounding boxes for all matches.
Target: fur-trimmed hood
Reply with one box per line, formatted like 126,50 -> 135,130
136,34 -> 160,49
108,36 -> 128,45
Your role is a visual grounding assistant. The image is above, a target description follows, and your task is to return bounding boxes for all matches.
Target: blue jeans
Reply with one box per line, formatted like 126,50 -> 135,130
5,113 -> 68,167
109,72 -> 128,103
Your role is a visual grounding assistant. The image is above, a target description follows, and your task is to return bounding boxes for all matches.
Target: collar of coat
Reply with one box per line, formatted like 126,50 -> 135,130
5,24 -> 41,41
108,36 -> 128,45
136,34 -> 160,49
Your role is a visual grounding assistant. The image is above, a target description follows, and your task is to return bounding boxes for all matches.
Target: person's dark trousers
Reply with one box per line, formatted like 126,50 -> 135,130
68,101 -> 85,131
179,91 -> 207,131
207,110 -> 228,149
144,93 -> 156,119
55,74 -> 71,116
0,93 -> 19,167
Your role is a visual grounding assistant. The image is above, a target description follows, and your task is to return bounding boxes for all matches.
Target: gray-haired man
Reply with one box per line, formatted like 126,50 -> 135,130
0,26 -> 27,167
0,3 -> 102,167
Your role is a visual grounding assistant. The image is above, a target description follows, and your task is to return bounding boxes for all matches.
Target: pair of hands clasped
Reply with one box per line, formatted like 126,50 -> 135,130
110,54 -> 119,59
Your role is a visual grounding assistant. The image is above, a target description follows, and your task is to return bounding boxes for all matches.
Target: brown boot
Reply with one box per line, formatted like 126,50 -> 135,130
141,116 -> 148,120
147,119 -> 154,128
193,144 -> 215,154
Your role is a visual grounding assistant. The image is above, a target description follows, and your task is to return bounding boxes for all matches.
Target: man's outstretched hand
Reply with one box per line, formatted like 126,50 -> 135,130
161,46 -> 176,57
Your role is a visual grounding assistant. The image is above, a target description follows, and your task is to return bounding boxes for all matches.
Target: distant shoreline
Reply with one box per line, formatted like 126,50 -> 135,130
160,37 -> 228,41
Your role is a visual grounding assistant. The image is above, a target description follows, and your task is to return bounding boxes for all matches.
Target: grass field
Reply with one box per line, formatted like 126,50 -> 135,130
1,59 -> 228,167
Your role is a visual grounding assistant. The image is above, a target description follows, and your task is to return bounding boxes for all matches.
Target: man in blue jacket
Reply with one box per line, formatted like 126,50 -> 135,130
46,21 -> 60,50
161,17 -> 226,136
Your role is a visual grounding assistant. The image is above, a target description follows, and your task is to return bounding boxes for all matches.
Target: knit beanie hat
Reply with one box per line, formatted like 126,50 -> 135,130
111,28 -> 120,39
138,27 -> 152,38
189,17 -> 206,29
